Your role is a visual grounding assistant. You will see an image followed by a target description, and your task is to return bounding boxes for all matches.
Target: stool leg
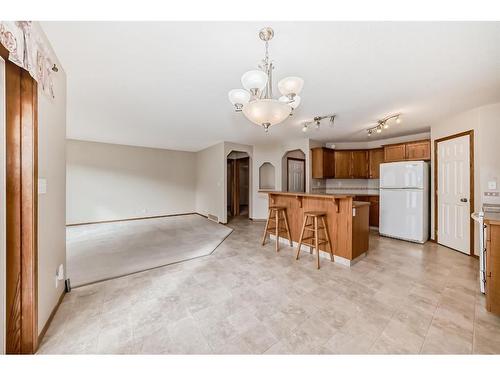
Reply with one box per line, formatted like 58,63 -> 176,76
261,209 -> 271,246
309,216 -> 313,254
315,216 -> 320,269
275,209 -> 280,252
321,216 -> 334,262
282,210 -> 293,247
295,216 -> 307,260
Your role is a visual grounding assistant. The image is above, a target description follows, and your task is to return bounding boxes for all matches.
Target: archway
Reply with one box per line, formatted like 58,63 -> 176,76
282,149 -> 306,192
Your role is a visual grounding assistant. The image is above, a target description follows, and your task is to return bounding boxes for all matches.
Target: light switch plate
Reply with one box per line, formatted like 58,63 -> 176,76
488,180 -> 497,190
38,178 -> 47,194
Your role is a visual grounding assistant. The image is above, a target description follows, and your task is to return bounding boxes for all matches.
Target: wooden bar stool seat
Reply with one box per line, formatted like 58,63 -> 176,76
296,211 -> 333,269
261,205 -> 292,252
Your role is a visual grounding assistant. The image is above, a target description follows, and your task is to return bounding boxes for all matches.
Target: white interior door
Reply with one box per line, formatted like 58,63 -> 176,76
287,159 -> 305,192
437,135 -> 470,254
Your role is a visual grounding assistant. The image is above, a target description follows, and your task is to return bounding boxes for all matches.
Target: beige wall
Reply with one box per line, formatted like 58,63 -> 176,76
66,140 -> 196,224
195,142 -> 225,221
430,102 -> 500,255
252,139 -> 311,220
36,23 -> 68,335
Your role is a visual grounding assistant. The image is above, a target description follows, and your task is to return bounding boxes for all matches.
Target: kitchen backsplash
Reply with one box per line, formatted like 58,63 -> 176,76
325,179 -> 380,190
310,178 -> 380,192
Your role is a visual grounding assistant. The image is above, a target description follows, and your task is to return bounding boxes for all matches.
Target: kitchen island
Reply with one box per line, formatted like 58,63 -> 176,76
260,191 -> 370,266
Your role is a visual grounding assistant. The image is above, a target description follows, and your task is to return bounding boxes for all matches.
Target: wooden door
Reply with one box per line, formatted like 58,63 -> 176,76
437,135 -> 470,254
351,151 -> 369,178
384,144 -> 406,162
406,140 -> 431,160
334,151 -> 351,178
4,52 -> 39,354
368,148 -> 384,179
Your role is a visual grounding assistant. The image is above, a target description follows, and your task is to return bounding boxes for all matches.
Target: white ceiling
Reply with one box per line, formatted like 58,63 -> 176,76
41,21 -> 500,152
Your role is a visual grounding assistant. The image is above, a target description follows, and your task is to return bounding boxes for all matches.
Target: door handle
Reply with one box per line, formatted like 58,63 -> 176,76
460,198 -> 468,202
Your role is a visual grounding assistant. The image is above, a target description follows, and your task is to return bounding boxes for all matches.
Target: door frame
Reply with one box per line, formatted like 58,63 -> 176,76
434,130 -> 474,256
2,44 -> 39,354
227,156 -> 250,217
286,157 -> 306,192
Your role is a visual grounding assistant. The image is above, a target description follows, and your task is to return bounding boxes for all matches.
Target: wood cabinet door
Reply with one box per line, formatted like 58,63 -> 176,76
334,151 -> 351,178
384,144 -> 406,162
351,151 -> 369,178
311,148 -> 324,179
323,148 -> 336,178
486,224 -> 500,315
406,140 -> 431,161
368,148 -> 384,179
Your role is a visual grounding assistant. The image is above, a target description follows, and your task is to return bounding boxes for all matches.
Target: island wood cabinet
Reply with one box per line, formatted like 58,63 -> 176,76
368,148 -> 384,179
486,220 -> 500,315
311,147 -> 335,178
384,139 -> 431,162
354,195 -> 379,227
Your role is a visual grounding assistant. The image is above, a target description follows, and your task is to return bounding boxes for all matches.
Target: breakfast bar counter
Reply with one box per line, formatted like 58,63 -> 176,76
260,191 -> 370,265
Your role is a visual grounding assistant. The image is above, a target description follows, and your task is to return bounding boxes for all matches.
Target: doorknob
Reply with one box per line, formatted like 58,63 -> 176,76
460,198 -> 468,202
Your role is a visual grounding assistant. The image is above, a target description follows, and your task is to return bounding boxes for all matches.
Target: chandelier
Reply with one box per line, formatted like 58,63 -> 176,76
228,27 -> 304,132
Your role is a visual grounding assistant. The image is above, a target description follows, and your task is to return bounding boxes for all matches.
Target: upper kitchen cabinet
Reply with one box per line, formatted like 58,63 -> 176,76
333,151 -> 351,178
383,139 -> 430,162
406,140 -> 431,161
384,143 -> 406,162
351,150 -> 369,178
334,150 -> 369,179
368,148 -> 384,179
311,147 -> 335,179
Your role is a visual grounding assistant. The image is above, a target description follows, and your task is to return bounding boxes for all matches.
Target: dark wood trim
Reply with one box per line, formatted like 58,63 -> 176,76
286,157 -> 306,192
434,130 -> 475,256
37,290 -> 65,347
0,43 -> 9,60
66,212 -> 197,227
5,61 -> 39,354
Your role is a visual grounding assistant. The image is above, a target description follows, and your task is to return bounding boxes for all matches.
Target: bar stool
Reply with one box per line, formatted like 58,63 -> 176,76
261,205 -> 292,252
295,211 -> 333,269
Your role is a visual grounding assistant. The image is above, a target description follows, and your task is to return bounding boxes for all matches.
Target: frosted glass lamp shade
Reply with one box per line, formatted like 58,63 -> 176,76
279,95 -> 301,109
241,70 -> 268,91
228,89 -> 251,105
242,99 -> 292,127
278,76 -> 304,96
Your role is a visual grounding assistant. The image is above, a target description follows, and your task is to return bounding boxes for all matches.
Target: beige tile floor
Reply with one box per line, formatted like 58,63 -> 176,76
38,216 -> 500,354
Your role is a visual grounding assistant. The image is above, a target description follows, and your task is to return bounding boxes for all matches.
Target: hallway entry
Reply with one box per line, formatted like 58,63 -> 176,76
227,152 -> 250,218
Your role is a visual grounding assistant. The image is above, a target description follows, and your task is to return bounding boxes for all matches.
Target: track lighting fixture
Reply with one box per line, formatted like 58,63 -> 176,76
366,113 -> 402,137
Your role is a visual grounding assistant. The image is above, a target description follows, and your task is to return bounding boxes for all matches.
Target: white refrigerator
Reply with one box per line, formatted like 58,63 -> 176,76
379,161 -> 430,243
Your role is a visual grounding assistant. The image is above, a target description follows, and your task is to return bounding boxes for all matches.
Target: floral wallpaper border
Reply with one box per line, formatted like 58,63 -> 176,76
0,21 -> 56,98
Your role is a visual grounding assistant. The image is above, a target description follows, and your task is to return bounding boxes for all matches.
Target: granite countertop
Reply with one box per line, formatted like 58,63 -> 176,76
472,211 -> 500,225
318,189 -> 380,196
258,190 -> 353,199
